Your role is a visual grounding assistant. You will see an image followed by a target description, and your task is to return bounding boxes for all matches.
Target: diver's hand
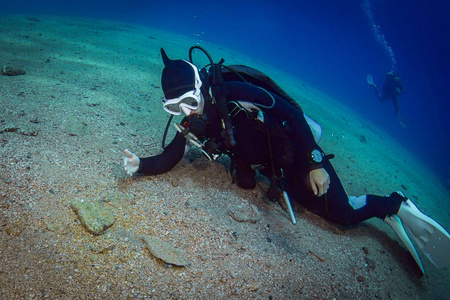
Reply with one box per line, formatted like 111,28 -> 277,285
123,149 -> 140,176
309,168 -> 330,197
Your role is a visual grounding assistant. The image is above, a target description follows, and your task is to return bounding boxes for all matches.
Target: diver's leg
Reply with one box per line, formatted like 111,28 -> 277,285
392,98 -> 407,128
392,97 -> 400,116
286,157 -> 401,226
289,154 -> 449,273
316,159 -> 403,225
288,156 -> 450,273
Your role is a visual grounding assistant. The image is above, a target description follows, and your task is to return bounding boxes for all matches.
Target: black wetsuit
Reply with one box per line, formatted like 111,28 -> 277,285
139,81 -> 402,226
381,74 -> 404,116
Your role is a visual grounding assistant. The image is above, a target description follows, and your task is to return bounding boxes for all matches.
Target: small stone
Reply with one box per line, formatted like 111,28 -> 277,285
46,223 -> 56,232
249,285 -> 259,292
5,223 -> 22,236
140,235 -> 190,267
365,257 -> 376,270
63,120 -> 88,136
228,203 -> 262,223
357,275 -> 366,282
1,65 -> 26,76
70,199 -> 115,235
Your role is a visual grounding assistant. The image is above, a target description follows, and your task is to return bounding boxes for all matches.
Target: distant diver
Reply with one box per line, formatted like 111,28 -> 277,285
367,72 -> 407,128
124,46 -> 450,274
363,0 -> 406,128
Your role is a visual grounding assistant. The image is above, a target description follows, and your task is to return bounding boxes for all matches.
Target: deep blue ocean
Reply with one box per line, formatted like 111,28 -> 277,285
2,0 -> 449,182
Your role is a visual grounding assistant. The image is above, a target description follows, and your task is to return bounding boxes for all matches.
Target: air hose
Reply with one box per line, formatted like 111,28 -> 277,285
189,46 -> 236,148
212,62 -> 236,147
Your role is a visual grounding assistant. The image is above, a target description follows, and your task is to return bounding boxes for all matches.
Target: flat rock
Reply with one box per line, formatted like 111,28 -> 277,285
70,199 -> 115,235
5,222 -> 23,237
63,120 -> 88,136
228,203 -> 262,223
1,65 -> 26,76
140,235 -> 190,267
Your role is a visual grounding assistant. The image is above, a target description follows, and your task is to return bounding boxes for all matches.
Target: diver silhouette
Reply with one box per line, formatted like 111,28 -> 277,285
363,0 -> 407,127
367,72 -> 407,128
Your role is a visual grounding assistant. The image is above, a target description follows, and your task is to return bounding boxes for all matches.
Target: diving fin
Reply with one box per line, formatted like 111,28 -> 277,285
366,74 -> 375,86
385,214 -> 425,274
397,195 -> 450,269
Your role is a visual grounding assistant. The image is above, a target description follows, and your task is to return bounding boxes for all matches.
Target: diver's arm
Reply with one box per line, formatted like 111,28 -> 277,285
138,132 -> 186,175
392,98 -> 400,116
124,132 -> 186,176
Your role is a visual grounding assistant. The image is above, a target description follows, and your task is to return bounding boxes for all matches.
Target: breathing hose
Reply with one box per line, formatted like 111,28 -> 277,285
189,46 -> 236,147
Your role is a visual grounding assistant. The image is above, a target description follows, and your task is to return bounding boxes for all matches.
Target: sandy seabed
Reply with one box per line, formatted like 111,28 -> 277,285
1,15 -> 449,299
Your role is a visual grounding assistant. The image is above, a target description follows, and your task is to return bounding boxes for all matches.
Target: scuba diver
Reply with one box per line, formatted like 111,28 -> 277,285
124,46 -> 450,274
367,72 -> 407,128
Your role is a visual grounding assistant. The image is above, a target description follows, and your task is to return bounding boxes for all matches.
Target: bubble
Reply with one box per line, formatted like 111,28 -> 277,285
362,0 -> 397,71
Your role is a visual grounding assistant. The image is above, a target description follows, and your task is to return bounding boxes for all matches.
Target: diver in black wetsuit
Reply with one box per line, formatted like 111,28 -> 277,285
368,72 -> 406,127
123,47 -> 450,274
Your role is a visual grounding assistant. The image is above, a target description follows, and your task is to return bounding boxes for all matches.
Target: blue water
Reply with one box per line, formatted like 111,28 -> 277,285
2,0 -> 449,181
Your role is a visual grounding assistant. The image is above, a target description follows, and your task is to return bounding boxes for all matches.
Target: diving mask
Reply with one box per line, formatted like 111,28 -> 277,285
163,89 -> 201,115
163,61 -> 203,116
